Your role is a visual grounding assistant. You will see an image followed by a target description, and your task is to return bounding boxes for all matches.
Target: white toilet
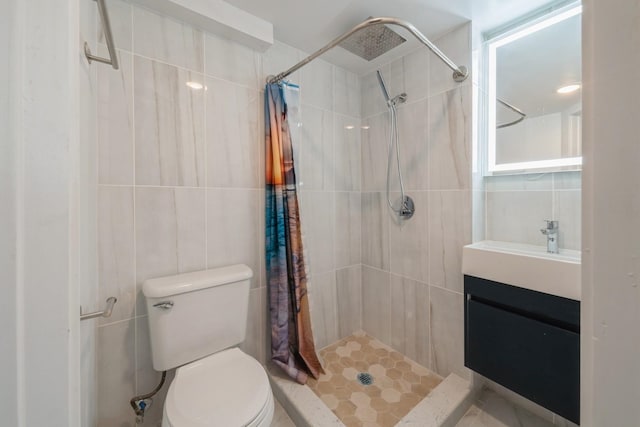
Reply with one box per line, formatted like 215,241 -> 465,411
143,264 -> 274,427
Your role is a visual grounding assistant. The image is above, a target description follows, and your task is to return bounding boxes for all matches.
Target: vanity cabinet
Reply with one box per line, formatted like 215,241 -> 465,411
464,275 -> 580,424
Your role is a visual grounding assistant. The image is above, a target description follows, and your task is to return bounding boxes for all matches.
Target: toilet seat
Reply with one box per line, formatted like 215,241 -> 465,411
163,348 -> 273,427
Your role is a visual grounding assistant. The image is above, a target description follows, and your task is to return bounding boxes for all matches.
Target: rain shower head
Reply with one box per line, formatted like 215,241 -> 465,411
339,18 -> 406,61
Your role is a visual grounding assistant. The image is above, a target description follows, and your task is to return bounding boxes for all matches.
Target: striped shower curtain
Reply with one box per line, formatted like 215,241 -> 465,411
264,83 -> 324,384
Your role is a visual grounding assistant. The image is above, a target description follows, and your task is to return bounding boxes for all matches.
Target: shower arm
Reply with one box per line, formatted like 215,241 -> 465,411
267,17 -> 468,84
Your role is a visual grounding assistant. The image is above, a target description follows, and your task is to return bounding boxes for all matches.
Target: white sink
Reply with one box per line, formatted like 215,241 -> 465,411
462,240 -> 581,301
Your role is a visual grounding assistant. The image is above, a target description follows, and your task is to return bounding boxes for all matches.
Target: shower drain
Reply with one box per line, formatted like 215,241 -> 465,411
357,372 -> 374,386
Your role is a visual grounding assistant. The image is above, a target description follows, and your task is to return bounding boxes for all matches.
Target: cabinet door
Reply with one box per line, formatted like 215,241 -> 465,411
465,298 -> 580,424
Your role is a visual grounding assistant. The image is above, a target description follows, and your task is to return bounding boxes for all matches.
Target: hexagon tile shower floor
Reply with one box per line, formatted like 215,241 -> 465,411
307,332 -> 443,427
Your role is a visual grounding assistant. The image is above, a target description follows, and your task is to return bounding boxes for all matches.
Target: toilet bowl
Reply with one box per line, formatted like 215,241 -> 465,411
142,265 -> 274,427
162,348 -> 273,427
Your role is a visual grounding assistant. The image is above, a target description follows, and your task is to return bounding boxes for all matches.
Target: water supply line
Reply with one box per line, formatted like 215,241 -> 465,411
130,370 -> 167,424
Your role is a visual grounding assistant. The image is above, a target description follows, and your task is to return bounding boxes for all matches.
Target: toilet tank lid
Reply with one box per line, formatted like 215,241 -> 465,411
142,264 -> 253,298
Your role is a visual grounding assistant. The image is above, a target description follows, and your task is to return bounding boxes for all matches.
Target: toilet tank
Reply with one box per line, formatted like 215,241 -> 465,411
142,265 -> 253,371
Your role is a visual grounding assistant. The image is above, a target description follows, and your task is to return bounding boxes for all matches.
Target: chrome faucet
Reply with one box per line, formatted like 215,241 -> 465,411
540,220 -> 559,253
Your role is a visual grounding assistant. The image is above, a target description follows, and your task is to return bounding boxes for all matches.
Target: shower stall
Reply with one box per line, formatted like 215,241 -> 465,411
266,16 -> 474,426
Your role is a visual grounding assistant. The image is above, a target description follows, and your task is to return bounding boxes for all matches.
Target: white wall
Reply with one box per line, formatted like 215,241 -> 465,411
0,0 -> 83,426
78,0 -> 99,425
0,0 -> 19,424
581,1 -> 640,425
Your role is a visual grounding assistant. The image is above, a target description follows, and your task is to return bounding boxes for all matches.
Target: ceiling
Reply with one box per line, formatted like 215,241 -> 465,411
225,0 -> 559,75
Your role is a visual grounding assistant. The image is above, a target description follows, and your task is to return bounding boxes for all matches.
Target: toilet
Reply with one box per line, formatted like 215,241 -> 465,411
142,264 -> 274,427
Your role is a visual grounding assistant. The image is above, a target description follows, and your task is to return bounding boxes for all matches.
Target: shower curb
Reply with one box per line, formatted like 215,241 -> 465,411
268,361 -> 478,427
267,362 -> 343,427
398,373 -> 478,426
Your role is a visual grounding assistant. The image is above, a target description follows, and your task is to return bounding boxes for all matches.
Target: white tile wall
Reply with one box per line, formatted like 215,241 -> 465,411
95,3 -> 363,425
132,6 -> 204,71
360,23 -> 473,380
133,57 -> 205,187
205,77 -> 261,188
484,171 -> 581,250
95,4 -> 480,424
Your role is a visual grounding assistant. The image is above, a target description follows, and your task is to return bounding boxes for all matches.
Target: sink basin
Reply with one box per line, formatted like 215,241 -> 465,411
462,240 -> 581,301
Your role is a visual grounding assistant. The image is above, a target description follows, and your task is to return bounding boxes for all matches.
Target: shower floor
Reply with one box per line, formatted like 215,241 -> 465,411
307,332 -> 443,427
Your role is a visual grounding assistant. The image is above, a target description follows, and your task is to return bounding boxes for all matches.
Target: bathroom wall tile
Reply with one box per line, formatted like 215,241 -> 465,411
135,187 -> 206,315
486,190 -> 553,245
134,56 -> 205,187
388,47 -> 430,103
430,23 -> 471,96
360,64 -> 390,118
133,6 -> 204,71
334,66 -> 361,118
552,171 -> 582,190
205,33 -> 263,90
134,316 -> 175,427
336,266 -> 362,339
134,316 -> 156,393
361,192 -> 389,270
206,77 -> 261,188
98,0 -> 132,52
335,192 -> 361,269
263,41 -> 304,85
387,55 -> 405,99
397,99 -> 429,191
555,190 -> 581,250
308,271 -> 339,349
299,191 -> 335,275
428,190 -> 472,293
390,274 -> 430,367
98,48 -> 133,185
96,320 -> 135,427
428,85 -> 472,190
299,105 -> 334,191
240,287 -> 266,364
472,189 -> 486,243
361,113 -> 389,192
301,58 -> 333,111
334,114 -> 361,191
362,266 -> 391,345
429,286 -> 467,378
389,191 -> 429,283
98,186 -> 135,325
402,47 -> 430,102
138,371 -> 174,427
485,173 -> 553,192
258,188 -> 266,288
206,188 -> 261,284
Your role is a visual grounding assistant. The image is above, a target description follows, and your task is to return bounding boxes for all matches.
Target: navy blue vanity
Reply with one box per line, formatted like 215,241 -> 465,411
464,275 -> 580,424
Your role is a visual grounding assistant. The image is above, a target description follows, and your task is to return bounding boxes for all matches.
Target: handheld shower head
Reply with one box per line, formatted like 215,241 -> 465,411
376,70 -> 391,103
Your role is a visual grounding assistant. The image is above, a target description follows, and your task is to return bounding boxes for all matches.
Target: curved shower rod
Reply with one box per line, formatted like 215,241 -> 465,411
497,98 -> 526,129
267,17 -> 469,84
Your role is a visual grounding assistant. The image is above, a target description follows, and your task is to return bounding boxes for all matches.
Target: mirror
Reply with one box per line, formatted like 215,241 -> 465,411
487,4 -> 582,173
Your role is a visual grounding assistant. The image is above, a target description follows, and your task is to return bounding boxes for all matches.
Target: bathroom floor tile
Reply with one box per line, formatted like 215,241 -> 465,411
456,389 -> 555,427
271,399 -> 296,427
308,332 -> 443,426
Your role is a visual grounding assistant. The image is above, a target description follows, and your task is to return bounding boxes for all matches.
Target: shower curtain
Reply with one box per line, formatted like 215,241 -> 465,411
265,83 -> 324,384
